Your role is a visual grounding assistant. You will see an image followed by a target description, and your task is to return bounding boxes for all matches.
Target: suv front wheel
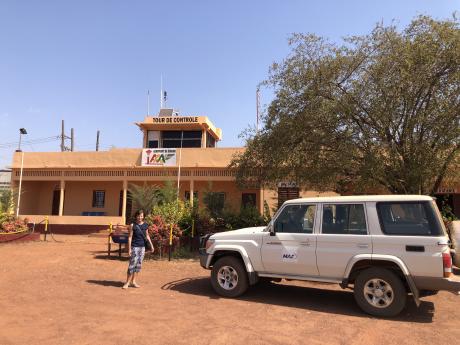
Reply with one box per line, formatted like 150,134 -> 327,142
211,256 -> 249,298
354,267 -> 407,317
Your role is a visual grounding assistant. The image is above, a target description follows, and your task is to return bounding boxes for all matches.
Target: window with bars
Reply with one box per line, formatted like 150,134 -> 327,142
92,190 -> 105,208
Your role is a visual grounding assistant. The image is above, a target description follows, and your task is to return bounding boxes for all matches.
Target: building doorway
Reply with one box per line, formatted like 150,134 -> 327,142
51,189 -> 61,215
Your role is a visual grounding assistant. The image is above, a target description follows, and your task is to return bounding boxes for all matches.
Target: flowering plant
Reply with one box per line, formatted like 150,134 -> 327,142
146,214 -> 182,244
0,214 -> 29,233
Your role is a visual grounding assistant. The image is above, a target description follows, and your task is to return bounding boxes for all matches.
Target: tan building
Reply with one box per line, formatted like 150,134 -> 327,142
11,109 -> 317,230
11,109 -> 460,231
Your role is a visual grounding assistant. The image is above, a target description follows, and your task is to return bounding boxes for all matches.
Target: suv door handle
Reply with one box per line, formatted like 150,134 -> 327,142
357,243 -> 369,248
266,241 -> 281,245
300,241 -> 311,246
406,245 -> 425,252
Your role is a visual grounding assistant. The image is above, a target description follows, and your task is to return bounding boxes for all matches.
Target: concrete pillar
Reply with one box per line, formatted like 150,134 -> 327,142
59,180 -> 65,216
202,130 -> 207,148
122,180 -> 128,223
189,179 -> 194,206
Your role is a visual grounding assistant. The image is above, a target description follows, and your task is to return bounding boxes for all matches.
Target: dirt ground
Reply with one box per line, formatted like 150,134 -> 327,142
1,235 -> 460,345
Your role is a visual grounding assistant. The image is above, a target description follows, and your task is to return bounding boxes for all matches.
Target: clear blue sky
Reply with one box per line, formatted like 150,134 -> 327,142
0,0 -> 458,168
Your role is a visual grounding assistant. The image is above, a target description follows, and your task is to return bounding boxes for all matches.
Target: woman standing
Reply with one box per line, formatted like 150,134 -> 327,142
123,210 -> 154,289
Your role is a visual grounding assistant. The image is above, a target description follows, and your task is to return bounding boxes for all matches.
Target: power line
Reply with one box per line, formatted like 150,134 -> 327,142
0,136 -> 61,149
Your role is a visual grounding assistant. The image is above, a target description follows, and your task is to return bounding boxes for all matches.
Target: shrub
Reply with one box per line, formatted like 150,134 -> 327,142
263,200 -> 272,223
0,214 -> 29,233
196,210 -> 217,235
146,214 -> 182,245
223,205 -> 266,230
195,205 -> 267,234
152,200 -> 191,226
0,189 -> 15,214
146,199 -> 191,245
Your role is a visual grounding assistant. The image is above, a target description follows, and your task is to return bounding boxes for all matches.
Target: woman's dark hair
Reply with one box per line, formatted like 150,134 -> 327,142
134,210 -> 144,218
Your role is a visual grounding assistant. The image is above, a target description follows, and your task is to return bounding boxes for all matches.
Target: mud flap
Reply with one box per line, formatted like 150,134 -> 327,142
248,271 -> 259,285
405,274 -> 421,307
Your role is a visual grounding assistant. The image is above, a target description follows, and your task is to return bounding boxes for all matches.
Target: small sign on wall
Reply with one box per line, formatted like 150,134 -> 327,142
278,181 -> 298,188
141,149 -> 176,167
436,188 -> 458,194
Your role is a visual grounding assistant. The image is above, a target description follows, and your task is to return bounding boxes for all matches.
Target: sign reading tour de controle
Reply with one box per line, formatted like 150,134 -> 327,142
141,149 -> 176,167
151,116 -> 199,124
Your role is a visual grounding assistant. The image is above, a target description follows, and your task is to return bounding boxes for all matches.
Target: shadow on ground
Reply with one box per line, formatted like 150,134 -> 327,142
92,254 -> 130,261
86,279 -> 125,288
162,277 -> 435,323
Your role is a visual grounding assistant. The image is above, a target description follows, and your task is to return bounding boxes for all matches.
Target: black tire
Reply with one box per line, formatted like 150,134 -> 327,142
354,267 -> 407,317
211,256 -> 249,298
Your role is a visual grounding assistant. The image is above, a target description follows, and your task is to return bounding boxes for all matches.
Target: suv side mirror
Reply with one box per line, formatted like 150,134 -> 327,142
269,223 -> 276,236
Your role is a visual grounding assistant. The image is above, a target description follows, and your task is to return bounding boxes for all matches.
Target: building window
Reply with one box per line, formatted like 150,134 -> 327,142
206,132 -> 216,147
148,141 -> 159,148
162,131 -> 202,148
242,193 -> 256,208
204,192 -> 226,216
147,131 -> 160,148
92,190 -> 105,208
277,186 -> 299,208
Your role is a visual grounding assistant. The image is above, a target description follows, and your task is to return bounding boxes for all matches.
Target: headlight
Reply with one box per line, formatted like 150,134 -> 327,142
205,238 -> 215,251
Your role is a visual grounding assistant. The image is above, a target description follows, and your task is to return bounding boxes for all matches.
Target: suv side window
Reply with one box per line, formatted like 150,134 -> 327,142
274,204 -> 316,233
322,204 -> 367,235
377,201 -> 443,236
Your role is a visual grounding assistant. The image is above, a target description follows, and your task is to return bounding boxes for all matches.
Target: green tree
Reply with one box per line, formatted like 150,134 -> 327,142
231,15 -> 460,195
158,180 -> 178,204
128,183 -> 161,215
152,200 -> 191,227
0,189 -> 15,214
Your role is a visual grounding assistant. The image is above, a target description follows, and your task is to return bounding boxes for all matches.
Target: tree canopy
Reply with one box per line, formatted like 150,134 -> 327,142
231,15 -> 460,194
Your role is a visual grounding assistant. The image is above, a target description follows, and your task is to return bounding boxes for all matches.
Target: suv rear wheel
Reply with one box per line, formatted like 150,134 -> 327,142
354,267 -> 407,317
211,256 -> 248,298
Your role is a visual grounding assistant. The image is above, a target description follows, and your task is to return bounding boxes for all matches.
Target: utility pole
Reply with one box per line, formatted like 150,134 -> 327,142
96,130 -> 100,151
61,120 -> 65,152
59,120 -> 72,151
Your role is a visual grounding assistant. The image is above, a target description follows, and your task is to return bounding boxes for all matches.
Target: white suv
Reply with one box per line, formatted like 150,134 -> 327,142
199,195 -> 460,317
